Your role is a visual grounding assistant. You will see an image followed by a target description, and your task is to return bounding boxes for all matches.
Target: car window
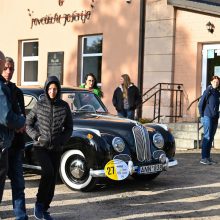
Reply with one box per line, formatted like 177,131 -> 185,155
62,92 -> 106,113
78,93 -> 103,112
24,95 -> 37,115
27,91 -> 106,113
61,93 -> 77,112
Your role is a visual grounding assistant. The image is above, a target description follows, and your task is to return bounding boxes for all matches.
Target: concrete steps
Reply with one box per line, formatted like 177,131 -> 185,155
167,122 -> 220,150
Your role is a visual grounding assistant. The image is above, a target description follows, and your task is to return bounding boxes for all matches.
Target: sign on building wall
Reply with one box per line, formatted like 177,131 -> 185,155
27,0 -> 96,28
47,52 -> 64,84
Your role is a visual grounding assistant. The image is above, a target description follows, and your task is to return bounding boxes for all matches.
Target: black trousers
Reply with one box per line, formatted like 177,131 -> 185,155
34,148 -> 61,210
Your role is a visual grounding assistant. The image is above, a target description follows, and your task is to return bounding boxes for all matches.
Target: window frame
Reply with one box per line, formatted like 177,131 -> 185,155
80,35 -> 103,86
21,40 -> 39,86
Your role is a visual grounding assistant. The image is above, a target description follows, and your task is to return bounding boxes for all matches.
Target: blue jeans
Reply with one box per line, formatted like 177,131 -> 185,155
201,116 -> 218,159
8,147 -> 28,220
0,148 -> 8,203
117,109 -> 135,119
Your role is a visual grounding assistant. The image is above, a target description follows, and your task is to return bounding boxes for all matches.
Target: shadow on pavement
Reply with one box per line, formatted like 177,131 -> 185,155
1,150 -> 220,219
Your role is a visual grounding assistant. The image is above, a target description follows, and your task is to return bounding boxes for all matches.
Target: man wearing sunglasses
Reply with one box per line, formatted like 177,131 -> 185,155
2,57 -> 28,220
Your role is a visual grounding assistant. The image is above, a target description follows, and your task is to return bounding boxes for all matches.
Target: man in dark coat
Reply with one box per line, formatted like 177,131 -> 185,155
0,51 -> 26,209
2,57 -> 28,220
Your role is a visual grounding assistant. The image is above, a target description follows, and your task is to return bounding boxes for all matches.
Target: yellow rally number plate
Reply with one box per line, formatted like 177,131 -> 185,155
104,159 -> 129,181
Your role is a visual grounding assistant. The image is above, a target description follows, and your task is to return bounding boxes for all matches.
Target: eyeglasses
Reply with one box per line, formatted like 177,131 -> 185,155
3,67 -> 14,71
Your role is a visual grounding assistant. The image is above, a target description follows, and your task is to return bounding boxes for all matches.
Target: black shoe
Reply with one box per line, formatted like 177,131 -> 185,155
43,211 -> 53,220
34,202 -> 44,219
208,158 -> 217,164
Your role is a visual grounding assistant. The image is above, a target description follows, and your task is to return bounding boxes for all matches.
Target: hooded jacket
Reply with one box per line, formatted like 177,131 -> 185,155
0,75 -> 25,149
198,85 -> 220,119
26,76 -> 73,151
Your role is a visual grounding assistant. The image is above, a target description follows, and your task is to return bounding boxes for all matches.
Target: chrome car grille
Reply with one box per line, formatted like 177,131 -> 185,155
132,125 -> 151,162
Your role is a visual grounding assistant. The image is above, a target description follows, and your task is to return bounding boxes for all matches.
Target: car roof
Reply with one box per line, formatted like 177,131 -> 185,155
20,86 -> 89,96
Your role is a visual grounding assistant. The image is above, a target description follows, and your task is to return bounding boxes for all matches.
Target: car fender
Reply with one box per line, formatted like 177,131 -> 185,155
64,128 -> 110,168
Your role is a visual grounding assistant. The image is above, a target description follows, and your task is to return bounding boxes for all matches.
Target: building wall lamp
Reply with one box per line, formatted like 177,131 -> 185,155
206,21 -> 215,34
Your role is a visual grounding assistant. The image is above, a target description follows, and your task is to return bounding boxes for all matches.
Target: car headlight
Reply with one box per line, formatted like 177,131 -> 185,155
153,133 -> 164,149
112,137 -> 125,153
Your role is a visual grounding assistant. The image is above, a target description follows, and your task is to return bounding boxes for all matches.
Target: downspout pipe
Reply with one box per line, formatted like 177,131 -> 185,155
137,0 -> 146,119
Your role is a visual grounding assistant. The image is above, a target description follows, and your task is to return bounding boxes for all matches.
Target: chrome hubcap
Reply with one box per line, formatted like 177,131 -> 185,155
70,159 -> 85,179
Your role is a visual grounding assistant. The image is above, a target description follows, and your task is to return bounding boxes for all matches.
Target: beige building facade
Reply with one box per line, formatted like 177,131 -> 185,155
0,0 -> 141,114
143,0 -> 220,122
1,0 -> 220,120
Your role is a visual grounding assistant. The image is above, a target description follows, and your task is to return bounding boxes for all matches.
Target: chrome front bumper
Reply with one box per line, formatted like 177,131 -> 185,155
168,159 -> 178,167
90,158 -> 178,178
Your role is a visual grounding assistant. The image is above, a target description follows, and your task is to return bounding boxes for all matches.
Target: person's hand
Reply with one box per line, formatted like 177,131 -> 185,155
38,136 -> 49,147
16,125 -> 26,133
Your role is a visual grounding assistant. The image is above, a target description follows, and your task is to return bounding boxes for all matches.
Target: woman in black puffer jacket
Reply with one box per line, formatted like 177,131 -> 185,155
26,76 -> 73,220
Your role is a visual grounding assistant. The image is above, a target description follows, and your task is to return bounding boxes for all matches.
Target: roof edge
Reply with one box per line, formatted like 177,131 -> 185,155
167,0 -> 220,16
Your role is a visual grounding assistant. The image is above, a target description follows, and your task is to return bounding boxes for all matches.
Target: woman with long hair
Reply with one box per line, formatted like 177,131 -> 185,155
112,74 -> 141,120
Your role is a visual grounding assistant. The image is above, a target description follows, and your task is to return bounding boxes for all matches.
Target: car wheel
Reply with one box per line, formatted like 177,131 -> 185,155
132,173 -> 160,181
59,149 -> 98,192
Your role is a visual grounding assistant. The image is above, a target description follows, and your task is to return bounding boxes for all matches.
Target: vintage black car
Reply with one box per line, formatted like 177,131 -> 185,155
21,86 -> 178,191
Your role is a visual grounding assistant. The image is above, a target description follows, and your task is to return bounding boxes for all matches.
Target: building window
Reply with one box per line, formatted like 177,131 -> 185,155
81,35 -> 103,84
21,40 -> 39,85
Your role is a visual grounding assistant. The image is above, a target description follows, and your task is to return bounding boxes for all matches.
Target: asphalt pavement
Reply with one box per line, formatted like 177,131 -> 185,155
1,149 -> 220,220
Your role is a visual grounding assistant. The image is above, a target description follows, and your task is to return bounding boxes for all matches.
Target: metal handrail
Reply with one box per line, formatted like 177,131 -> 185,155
187,96 -> 203,149
142,83 -> 183,123
187,96 -> 201,111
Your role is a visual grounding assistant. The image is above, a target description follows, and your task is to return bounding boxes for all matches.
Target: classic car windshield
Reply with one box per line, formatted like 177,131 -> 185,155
38,91 -> 106,113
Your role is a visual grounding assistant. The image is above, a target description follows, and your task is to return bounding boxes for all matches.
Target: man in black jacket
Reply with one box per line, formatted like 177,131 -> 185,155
2,57 -> 28,220
0,52 -> 26,214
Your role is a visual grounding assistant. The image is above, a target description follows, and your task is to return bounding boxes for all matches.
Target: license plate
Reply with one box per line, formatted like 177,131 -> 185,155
138,164 -> 163,174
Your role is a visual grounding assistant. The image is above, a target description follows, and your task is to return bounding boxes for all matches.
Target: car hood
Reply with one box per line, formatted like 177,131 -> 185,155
73,113 -> 137,134
73,112 -> 158,135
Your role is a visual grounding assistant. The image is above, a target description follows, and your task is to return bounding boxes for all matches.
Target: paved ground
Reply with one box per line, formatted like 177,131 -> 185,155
1,149 -> 220,220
